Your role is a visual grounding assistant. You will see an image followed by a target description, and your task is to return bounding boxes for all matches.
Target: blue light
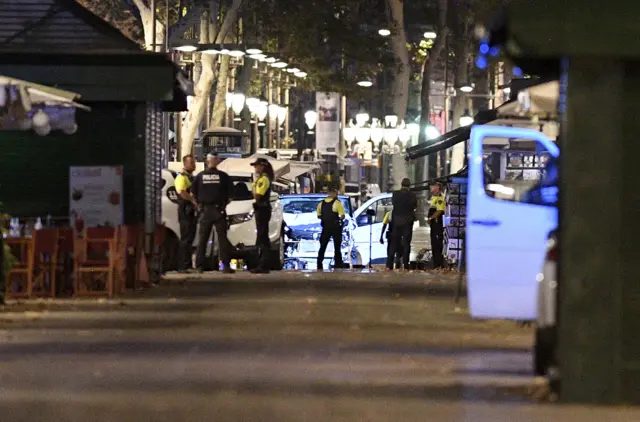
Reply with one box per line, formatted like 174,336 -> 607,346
513,66 -> 523,77
489,46 -> 500,57
475,56 -> 488,69
479,43 -> 489,54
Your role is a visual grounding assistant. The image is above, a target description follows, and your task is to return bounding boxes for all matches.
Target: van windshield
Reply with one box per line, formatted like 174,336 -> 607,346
230,176 -> 254,201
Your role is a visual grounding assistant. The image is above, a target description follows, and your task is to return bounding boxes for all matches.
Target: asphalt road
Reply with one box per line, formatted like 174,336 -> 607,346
0,270 -> 637,421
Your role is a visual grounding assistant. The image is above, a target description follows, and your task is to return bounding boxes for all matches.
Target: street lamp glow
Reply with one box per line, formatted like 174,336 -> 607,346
399,128 -> 411,145
503,87 -> 511,95
304,110 -> 318,130
173,45 -> 197,52
271,61 -> 288,68
459,84 -> 474,93
294,71 -> 307,78
277,106 -> 287,125
231,93 -> 246,114
201,48 -> 221,55
268,104 -> 280,120
265,57 -> 277,63
425,124 -> 441,140
225,92 -> 234,109
355,127 -> 371,143
249,54 -> 266,61
384,115 -> 398,128
287,68 -> 300,73
219,48 -> 230,55
460,111 -> 474,127
256,103 -> 268,121
246,97 -> 260,114
355,112 -> 369,127
228,49 -> 245,57
343,126 -> 356,142
378,29 -> 391,37
423,31 -> 437,39
246,48 -> 262,55
357,80 -> 373,87
384,127 -> 398,144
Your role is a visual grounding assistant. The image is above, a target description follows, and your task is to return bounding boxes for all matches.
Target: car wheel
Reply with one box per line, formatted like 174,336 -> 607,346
270,229 -> 285,271
534,326 -> 556,376
161,230 -> 179,273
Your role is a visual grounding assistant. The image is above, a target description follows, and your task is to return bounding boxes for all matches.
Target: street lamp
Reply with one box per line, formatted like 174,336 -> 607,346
277,105 -> 287,126
459,84 -> 474,93
460,110 -> 474,127
355,126 -> 371,143
370,120 -> 383,144
425,124 -> 441,140
231,93 -> 245,114
271,61 -> 288,69
249,53 -> 267,61
294,71 -> 307,78
256,103 -> 268,125
378,29 -> 391,36
355,110 -> 369,127
246,97 -> 260,115
268,104 -> 280,121
264,57 -> 277,63
228,49 -> 245,57
423,31 -> 437,39
384,114 -> 398,128
357,80 -> 373,87
304,110 -> 318,130
225,91 -> 234,109
245,47 -> 262,55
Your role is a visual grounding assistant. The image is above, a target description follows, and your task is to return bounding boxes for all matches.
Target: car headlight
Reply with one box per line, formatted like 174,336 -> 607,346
228,210 -> 254,225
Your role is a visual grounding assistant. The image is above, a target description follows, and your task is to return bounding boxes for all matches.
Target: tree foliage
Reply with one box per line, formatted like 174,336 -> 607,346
247,0 -> 393,98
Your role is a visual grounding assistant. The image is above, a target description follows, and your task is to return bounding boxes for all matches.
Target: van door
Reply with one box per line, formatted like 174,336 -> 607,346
352,196 -> 392,265
466,125 -> 559,320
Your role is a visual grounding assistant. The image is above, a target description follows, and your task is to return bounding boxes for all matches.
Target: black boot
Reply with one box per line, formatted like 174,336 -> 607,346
251,247 -> 270,274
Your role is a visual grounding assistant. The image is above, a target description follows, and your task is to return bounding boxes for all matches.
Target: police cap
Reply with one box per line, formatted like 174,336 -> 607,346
250,158 -> 270,166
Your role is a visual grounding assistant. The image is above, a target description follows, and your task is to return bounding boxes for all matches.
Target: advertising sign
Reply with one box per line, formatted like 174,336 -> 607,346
315,92 -> 340,155
69,166 -> 124,229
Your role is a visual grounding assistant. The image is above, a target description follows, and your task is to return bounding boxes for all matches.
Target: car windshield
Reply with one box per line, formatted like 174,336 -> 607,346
281,196 -> 352,216
230,176 -> 253,201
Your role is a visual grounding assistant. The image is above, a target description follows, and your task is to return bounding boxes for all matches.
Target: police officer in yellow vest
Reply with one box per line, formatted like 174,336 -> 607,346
316,187 -> 345,270
380,210 -> 402,270
174,154 -> 197,272
250,158 -> 275,274
427,182 -> 447,268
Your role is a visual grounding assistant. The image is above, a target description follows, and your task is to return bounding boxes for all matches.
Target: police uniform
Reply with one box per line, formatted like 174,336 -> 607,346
381,211 -> 402,270
391,186 -> 418,270
316,196 -> 345,270
192,165 -> 233,272
428,191 -> 447,268
174,170 -> 197,271
252,167 -> 272,272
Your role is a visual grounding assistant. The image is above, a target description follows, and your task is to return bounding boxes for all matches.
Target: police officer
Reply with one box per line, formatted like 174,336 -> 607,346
250,158 -> 274,274
316,187 -> 345,270
380,210 -> 402,271
192,153 -> 234,274
391,178 -> 418,271
427,182 -> 446,269
174,154 -> 197,273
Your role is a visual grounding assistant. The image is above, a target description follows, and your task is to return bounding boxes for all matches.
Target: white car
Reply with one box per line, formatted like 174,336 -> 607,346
352,193 -> 431,267
161,169 -> 285,272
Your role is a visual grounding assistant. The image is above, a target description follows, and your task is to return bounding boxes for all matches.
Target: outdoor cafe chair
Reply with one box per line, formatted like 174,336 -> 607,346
29,228 -> 59,298
73,227 -> 118,298
5,237 -> 33,298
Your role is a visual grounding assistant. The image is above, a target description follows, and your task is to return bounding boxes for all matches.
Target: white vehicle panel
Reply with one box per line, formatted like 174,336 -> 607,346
466,125 -> 559,321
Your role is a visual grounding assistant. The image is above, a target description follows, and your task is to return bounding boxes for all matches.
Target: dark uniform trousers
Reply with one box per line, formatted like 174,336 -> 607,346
254,205 -> 272,269
178,201 -> 197,270
429,218 -> 445,268
385,230 -> 402,270
390,218 -> 413,270
195,204 -> 230,270
317,223 -> 343,269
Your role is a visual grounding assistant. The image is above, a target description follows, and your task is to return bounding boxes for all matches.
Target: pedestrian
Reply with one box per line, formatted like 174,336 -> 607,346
427,181 -> 447,269
250,158 -> 274,274
380,210 -> 402,271
192,153 -> 235,274
174,154 -> 197,273
316,187 -> 346,270
390,178 -> 418,271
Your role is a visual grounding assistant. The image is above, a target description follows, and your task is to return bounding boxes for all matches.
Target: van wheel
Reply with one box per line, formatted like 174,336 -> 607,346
161,230 -> 179,273
534,326 -> 556,376
270,229 -> 285,271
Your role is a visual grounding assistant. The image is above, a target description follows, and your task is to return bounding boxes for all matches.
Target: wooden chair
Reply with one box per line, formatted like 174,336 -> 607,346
114,225 -> 143,294
73,227 -> 118,298
5,238 -> 33,298
30,228 -> 59,298
56,228 -> 75,296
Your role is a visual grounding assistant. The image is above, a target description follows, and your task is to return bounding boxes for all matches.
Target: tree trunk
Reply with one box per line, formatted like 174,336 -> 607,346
418,0 -> 448,144
386,0 -> 410,120
179,0 -> 247,154
133,0 -> 165,51
211,55 -> 231,127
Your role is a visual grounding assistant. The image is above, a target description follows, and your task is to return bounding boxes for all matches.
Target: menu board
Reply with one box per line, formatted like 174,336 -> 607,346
69,166 -> 123,229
